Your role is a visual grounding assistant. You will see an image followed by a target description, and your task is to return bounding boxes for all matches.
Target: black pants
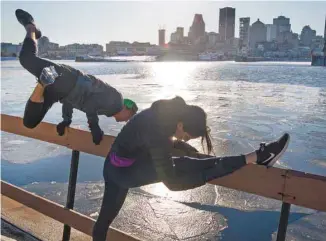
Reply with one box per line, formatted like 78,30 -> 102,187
19,37 -> 77,128
92,154 -> 246,241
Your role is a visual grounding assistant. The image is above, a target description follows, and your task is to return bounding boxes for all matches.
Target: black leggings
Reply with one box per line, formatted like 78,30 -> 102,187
19,37 -> 61,79
92,154 -> 246,241
19,37 -> 77,128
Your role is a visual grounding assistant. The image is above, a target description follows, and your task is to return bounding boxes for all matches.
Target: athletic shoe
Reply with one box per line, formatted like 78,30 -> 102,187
256,133 -> 290,167
15,9 -> 42,39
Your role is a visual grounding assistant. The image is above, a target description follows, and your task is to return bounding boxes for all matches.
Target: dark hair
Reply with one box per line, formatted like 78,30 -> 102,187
182,105 -> 213,155
151,96 -> 213,154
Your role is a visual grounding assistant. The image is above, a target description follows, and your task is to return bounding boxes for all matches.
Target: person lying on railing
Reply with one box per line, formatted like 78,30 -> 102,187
15,9 -> 138,145
92,96 -> 290,241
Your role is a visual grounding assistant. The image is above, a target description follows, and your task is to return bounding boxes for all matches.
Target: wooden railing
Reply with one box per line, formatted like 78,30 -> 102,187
1,113 -> 326,241
1,181 -> 141,241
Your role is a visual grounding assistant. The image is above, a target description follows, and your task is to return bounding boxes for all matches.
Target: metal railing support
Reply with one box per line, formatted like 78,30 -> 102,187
62,150 -> 80,241
276,202 -> 291,241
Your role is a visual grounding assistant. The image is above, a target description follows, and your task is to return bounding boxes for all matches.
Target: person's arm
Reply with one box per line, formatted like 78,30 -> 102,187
56,102 -> 73,136
86,112 -> 103,145
148,145 -> 175,180
62,102 -> 73,123
173,140 -> 199,154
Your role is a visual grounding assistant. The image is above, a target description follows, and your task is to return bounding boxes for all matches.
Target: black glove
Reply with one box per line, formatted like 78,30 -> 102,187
56,120 -> 72,136
39,66 -> 59,87
88,122 -> 104,145
173,140 -> 199,153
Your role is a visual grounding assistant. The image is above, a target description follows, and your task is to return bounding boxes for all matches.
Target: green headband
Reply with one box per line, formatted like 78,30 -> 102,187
123,99 -> 138,113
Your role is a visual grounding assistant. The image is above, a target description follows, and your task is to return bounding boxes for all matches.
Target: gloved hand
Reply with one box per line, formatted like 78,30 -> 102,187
173,140 -> 199,153
88,122 -> 104,145
39,66 -> 59,87
56,120 -> 72,136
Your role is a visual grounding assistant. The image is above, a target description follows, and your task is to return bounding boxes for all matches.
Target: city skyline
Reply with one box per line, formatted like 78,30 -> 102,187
1,1 -> 326,47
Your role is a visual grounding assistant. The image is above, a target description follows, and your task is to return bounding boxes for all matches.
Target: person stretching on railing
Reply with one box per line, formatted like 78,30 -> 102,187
15,9 -> 138,145
92,96 -> 290,241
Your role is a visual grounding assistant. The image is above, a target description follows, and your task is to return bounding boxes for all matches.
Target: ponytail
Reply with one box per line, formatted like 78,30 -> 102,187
201,126 -> 213,155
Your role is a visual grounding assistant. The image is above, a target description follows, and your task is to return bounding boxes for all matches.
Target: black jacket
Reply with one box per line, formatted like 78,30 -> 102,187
59,69 -> 123,124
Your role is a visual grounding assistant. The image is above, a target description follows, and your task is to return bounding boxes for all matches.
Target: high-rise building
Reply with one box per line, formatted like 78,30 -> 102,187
219,7 -> 236,41
170,32 -> 178,44
323,16 -> 326,54
158,29 -> 165,46
239,17 -> 250,49
170,27 -> 185,44
273,16 -> 291,36
189,14 -> 205,44
266,24 -> 277,42
207,32 -> 220,47
176,27 -> 184,38
300,25 -> 317,47
249,19 -> 267,49
324,16 -> 326,39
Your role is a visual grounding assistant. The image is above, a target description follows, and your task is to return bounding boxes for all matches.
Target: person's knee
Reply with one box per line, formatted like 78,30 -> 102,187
23,117 -> 39,129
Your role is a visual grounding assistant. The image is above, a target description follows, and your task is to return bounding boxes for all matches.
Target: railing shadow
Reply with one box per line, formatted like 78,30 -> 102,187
181,201 -> 310,241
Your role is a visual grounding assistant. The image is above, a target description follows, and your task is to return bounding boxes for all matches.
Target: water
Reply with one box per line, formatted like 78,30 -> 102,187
1,60 -> 326,240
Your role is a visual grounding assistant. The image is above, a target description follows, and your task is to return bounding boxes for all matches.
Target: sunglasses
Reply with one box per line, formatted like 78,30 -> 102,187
123,99 -> 138,113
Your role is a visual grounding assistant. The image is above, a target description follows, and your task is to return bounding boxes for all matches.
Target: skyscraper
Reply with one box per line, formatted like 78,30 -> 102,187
239,17 -> 250,49
249,19 -> 267,49
324,16 -> 326,39
170,27 -> 184,44
219,7 -> 236,41
300,25 -> 316,47
266,24 -> 277,42
323,16 -> 326,54
176,27 -> 184,38
273,16 -> 291,36
189,14 -> 205,44
158,29 -> 165,46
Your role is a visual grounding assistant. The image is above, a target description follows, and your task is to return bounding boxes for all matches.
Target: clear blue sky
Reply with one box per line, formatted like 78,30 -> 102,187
1,1 -> 326,47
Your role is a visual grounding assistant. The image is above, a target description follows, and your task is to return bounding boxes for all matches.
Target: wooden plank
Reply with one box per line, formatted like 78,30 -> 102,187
2,195 -> 90,241
1,181 -> 140,241
1,114 -> 326,212
1,114 -> 114,157
282,170 -> 326,211
209,164 -> 287,201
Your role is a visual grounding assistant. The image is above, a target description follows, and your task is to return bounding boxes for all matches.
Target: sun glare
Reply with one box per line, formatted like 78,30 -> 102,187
142,183 -> 185,199
150,62 -> 196,99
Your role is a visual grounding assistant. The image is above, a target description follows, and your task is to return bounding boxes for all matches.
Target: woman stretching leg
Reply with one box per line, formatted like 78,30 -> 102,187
92,96 -> 290,240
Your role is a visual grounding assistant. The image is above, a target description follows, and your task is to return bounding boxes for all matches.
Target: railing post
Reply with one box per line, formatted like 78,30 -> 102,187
276,202 -> 291,241
62,150 -> 80,241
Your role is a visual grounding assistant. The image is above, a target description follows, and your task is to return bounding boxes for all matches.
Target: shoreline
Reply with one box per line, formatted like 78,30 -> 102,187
1,56 -> 312,63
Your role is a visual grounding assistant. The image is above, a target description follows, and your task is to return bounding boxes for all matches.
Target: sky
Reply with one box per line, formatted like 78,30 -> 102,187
1,1 -> 326,47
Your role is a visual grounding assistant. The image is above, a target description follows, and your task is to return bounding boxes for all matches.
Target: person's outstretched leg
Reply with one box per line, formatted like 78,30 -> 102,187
165,133 -> 290,191
16,9 -> 59,79
92,179 -> 128,241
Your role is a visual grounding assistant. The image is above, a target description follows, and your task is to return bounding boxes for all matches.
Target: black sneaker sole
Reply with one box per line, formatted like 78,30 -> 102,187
15,9 -> 34,26
15,9 -> 42,39
266,133 -> 290,167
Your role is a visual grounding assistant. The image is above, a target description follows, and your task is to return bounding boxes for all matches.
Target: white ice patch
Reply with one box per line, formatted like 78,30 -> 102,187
90,212 -> 99,217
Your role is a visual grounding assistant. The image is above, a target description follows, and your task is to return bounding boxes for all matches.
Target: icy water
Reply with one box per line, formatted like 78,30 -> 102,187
1,60 -> 326,241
